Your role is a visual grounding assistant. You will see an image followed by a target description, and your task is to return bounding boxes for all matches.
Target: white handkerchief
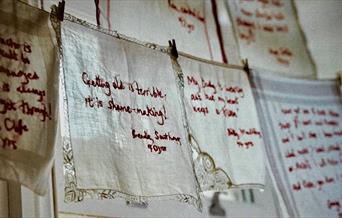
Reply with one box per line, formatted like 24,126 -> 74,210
227,0 -> 316,78
61,20 -> 201,208
251,69 -> 342,217
97,0 -> 223,62
176,56 -> 265,192
0,0 -> 58,195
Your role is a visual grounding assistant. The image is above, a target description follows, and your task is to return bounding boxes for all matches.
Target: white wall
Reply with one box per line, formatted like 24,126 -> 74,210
21,181 -> 54,218
0,180 -> 9,218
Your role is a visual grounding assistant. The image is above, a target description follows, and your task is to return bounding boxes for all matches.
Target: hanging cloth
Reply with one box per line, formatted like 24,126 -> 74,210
0,0 -> 58,195
251,69 -> 342,217
61,19 -> 201,209
174,55 -> 266,192
227,0 -> 316,78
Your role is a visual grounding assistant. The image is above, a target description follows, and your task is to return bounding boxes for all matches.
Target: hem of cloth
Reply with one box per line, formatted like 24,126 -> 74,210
64,179 -> 202,211
60,15 -> 202,211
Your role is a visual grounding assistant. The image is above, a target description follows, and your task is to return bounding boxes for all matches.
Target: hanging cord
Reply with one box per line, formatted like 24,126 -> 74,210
211,0 -> 228,64
94,0 -> 100,26
50,4 -> 64,218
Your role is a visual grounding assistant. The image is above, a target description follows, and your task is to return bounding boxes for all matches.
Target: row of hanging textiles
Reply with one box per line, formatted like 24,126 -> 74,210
0,0 -> 341,217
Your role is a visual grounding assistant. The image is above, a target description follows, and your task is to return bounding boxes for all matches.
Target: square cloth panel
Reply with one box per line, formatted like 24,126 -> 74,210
251,69 -> 342,218
227,0 -> 316,78
0,0 -> 58,195
175,55 -> 266,192
95,0 -> 228,62
61,20 -> 201,209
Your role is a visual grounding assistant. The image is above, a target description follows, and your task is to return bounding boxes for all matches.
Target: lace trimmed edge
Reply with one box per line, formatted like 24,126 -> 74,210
57,12 -> 203,211
61,95 -> 202,210
171,55 -> 265,194
56,10 -> 260,211
62,138 -> 202,210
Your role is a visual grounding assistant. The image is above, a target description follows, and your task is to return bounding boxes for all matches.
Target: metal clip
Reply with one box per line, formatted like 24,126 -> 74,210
168,39 -> 178,59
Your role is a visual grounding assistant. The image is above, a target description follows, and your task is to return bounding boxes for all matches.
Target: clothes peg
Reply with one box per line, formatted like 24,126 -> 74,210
336,71 -> 342,85
242,58 -> 250,76
168,39 -> 178,59
336,71 -> 342,87
57,0 -> 65,21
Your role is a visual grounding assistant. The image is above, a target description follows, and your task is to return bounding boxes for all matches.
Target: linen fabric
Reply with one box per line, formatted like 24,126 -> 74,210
227,0 -> 316,78
177,56 -> 266,192
251,69 -> 342,217
97,0 -> 227,62
44,0 -> 241,64
61,20 -> 201,208
0,0 -> 58,195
